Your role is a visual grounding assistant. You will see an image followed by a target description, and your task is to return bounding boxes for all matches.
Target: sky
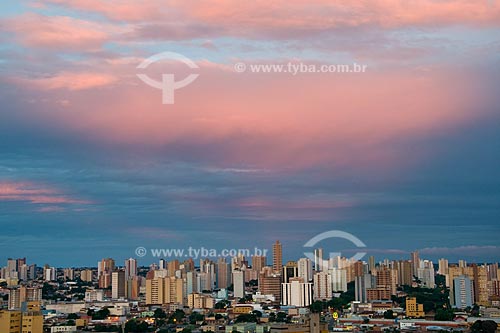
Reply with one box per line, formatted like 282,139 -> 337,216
0,1 -> 499,267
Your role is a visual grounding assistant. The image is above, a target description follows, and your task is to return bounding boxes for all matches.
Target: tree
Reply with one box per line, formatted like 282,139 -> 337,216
154,308 -> 167,319
276,312 -> 288,323
189,312 -> 205,324
235,313 -> 257,323
215,313 -> 223,320
310,301 -> 324,313
125,319 -> 150,333
215,300 -> 229,309
471,304 -> 480,317
471,320 -> 498,333
384,310 -> 395,319
248,279 -> 258,287
168,309 -> 186,324
67,313 -> 79,320
434,309 -> 454,321
92,307 -> 110,320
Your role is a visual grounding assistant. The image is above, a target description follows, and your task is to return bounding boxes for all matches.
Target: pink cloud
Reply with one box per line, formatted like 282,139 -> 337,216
3,13 -> 121,50
42,0 -> 500,39
14,71 -> 118,91
15,60 -> 490,172
0,181 -> 92,207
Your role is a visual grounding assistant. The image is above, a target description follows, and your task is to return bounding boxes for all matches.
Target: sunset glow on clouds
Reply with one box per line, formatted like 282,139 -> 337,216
0,1 -> 499,265
0,181 -> 92,208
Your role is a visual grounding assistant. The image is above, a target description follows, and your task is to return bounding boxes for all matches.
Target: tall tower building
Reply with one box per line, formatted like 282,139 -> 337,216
453,275 -> 474,309
98,258 -> 115,288
80,269 -> 93,282
395,260 -> 413,286
273,241 -> 283,273
44,267 -> 56,281
216,258 -> 231,289
259,274 -> 282,303
313,248 -> 324,271
168,260 -> 180,277
472,264 -> 488,306
298,258 -> 313,282
63,268 -> 74,281
438,258 -> 449,275
410,251 -> 420,277
251,255 -> 266,274
313,272 -> 332,300
233,270 -> 245,299
376,266 -> 396,295
112,270 -> 126,299
329,268 -> 348,292
355,273 -> 375,302
282,261 -> 298,283
368,256 -> 376,273
146,276 -> 184,305
125,258 -> 137,280
183,258 -> 195,272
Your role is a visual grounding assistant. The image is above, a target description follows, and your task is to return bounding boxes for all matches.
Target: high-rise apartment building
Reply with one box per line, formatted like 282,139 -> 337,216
410,251 -> 420,277
282,261 -> 298,283
251,255 -> 266,274
298,258 -> 313,282
8,286 -> 42,310
368,256 -> 376,273
125,258 -> 137,280
273,241 -> 283,273
329,268 -> 347,292
438,258 -> 449,275
453,275 -> 474,309
233,270 -> 245,299
259,274 -> 282,303
216,258 -> 231,289
355,273 -> 375,303
80,269 -> 93,282
472,264 -> 489,306
98,258 -> 115,288
168,260 -> 180,277
313,248 -> 323,271
112,270 -> 126,299
146,276 -> 184,305
313,271 -> 332,300
395,260 -> 413,286
281,277 -> 312,307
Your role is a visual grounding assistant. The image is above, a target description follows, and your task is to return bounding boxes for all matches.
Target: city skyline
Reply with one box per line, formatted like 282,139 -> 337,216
1,249 -> 499,269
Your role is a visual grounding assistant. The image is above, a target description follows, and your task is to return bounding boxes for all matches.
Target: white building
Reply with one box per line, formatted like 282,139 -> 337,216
85,289 -> 104,302
45,267 -> 57,281
329,268 -> 347,292
233,270 -> 245,298
125,258 -> 137,280
281,278 -> 312,307
298,258 -> 313,282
